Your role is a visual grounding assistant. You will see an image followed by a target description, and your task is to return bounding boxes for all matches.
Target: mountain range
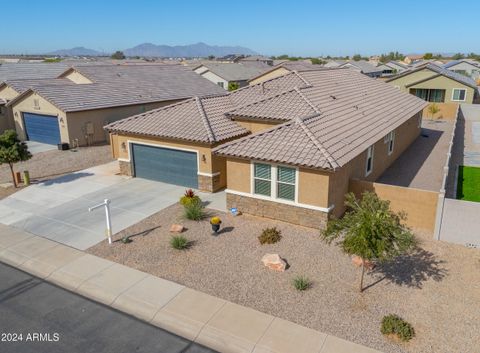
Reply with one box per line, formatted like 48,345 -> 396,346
47,42 -> 257,58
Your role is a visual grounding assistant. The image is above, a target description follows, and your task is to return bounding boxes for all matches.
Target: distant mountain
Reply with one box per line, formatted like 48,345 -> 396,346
123,42 -> 257,58
47,47 -> 104,56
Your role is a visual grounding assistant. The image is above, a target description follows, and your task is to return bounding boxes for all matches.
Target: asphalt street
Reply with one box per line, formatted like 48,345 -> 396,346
0,262 -> 217,353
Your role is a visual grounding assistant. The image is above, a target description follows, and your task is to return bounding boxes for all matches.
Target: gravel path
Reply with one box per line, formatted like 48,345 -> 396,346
0,145 -> 113,198
88,204 -> 480,353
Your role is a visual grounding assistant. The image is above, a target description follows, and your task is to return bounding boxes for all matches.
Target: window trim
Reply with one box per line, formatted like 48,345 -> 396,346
253,163 -> 272,197
365,145 -> 374,176
276,166 -> 297,201
385,131 -> 395,155
451,88 -> 467,102
251,161 -> 299,203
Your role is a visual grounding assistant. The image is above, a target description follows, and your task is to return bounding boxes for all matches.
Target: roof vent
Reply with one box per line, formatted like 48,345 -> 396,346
330,95 -> 337,100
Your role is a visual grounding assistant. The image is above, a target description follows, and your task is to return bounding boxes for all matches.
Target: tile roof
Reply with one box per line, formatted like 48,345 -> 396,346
196,62 -> 271,81
1,78 -> 76,94
339,60 -> 382,74
0,63 -> 69,82
105,95 -> 248,144
443,59 -> 480,69
214,69 -> 428,170
7,64 -> 227,112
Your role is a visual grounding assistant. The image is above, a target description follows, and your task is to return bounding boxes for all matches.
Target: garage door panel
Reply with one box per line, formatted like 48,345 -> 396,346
132,144 -> 198,188
23,113 -> 61,145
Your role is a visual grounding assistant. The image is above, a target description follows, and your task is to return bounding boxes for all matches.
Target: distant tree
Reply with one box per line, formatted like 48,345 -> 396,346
352,54 -> 362,61
311,58 -> 326,65
228,82 -> 239,91
276,54 -> 290,60
321,192 -> 416,292
452,53 -> 465,60
111,51 -> 126,60
427,103 -> 440,119
207,55 -> 215,60
0,130 -> 32,188
423,53 -> 433,59
44,58 -> 62,63
379,51 -> 405,63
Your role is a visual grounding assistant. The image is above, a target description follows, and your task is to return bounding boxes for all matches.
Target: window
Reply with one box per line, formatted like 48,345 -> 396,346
33,98 -> 40,110
385,131 -> 395,155
365,145 -> 374,176
277,166 -> 296,201
452,89 -> 466,102
254,163 -> 271,196
410,88 -> 445,103
252,163 -> 297,201
217,82 -> 224,88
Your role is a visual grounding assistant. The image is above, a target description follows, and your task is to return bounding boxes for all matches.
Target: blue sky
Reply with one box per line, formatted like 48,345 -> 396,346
2,0 -> 479,56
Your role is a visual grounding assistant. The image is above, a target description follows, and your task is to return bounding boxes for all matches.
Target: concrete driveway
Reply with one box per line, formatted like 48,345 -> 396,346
0,162 -> 225,250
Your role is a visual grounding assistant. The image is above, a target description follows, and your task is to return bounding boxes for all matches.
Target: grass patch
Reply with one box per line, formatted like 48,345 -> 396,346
183,202 -> 206,221
292,276 -> 312,291
170,235 -> 189,250
381,314 -> 415,342
258,227 -> 282,245
456,166 -> 480,202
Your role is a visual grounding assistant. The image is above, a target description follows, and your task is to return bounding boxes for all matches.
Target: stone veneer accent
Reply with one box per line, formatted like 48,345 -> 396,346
227,193 -> 328,229
198,174 -> 222,192
119,160 -> 132,176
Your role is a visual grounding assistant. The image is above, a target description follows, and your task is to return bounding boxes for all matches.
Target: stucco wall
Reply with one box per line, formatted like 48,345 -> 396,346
233,118 -> 281,133
198,70 -> 228,90
0,86 -> 21,132
0,85 -> 20,101
11,91 -> 68,142
226,158 -> 251,193
422,102 -> 458,120
249,67 -> 290,85
328,112 -> 422,217
63,70 -> 93,84
349,179 -> 438,233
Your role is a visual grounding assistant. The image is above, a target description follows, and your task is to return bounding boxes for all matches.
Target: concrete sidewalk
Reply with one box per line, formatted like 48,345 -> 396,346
0,224 -> 382,353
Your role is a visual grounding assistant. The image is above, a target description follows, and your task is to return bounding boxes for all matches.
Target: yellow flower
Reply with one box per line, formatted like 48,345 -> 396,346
210,216 -> 221,225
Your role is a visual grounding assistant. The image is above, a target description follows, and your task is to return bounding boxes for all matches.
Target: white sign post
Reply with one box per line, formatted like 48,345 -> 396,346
88,199 -> 112,245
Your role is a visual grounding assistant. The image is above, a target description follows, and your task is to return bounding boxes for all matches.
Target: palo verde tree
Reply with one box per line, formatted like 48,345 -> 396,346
321,192 -> 416,292
0,130 -> 32,188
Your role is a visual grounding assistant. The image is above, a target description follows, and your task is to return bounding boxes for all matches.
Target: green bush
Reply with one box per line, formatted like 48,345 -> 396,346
183,202 -> 205,221
170,235 -> 189,250
180,189 -> 202,206
381,314 -> 415,342
292,276 -> 311,291
258,227 -> 282,244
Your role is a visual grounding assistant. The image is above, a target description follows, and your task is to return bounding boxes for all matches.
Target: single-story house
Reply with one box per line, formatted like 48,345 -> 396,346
0,63 -> 69,132
383,61 -> 409,74
107,68 -> 427,229
248,61 -> 318,85
193,63 -> 270,90
443,59 -> 480,81
403,55 -> 424,65
386,63 -> 479,118
338,60 -> 383,78
323,60 -> 346,68
237,55 -> 274,66
4,64 -> 225,146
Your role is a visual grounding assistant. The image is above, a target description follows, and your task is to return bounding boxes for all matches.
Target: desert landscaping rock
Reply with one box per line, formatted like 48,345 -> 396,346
261,253 -> 287,272
88,203 -> 480,353
170,224 -> 185,233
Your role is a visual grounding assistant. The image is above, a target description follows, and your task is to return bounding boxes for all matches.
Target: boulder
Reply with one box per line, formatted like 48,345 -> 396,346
261,253 -> 287,272
351,255 -> 375,270
169,224 -> 184,233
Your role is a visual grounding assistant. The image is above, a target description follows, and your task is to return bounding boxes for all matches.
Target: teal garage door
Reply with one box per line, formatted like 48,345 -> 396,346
132,144 -> 198,188
23,112 -> 61,145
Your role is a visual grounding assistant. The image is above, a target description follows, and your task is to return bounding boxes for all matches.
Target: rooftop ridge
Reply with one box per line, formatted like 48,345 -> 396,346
195,97 -> 216,143
294,116 -> 339,170
293,86 -> 321,114
292,70 -> 312,87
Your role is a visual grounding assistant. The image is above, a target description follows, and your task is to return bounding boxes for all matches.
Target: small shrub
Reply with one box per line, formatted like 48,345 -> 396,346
258,227 -> 282,244
170,235 -> 189,250
381,314 -> 415,342
293,276 -> 311,291
183,202 -> 205,221
180,189 -> 201,206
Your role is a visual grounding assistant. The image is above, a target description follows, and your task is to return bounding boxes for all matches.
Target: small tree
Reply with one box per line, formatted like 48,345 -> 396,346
352,54 -> 362,61
423,53 -> 433,60
228,82 -> 239,91
321,192 -> 416,292
111,51 -> 125,60
0,130 -> 32,187
427,103 -> 440,119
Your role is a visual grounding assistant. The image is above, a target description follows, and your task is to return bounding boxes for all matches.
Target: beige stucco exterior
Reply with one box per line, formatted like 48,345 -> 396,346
10,90 -> 181,146
223,112 -> 422,224
249,67 -> 291,85
0,85 -> 21,132
60,70 -> 93,84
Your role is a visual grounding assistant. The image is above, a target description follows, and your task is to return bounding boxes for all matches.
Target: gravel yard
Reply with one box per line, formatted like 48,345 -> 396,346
88,203 -> 480,353
0,145 -> 113,198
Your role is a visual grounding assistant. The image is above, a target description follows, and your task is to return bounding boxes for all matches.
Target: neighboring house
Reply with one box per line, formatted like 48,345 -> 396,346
5,64 -> 225,146
248,61 -> 318,85
0,63 -> 69,132
107,68 -> 427,230
323,60 -> 346,68
443,60 -> 480,81
338,60 -> 383,78
383,61 -> 409,74
403,54 -> 424,64
237,55 -> 274,66
386,63 -> 479,118
194,63 -> 270,90
376,63 -> 394,77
